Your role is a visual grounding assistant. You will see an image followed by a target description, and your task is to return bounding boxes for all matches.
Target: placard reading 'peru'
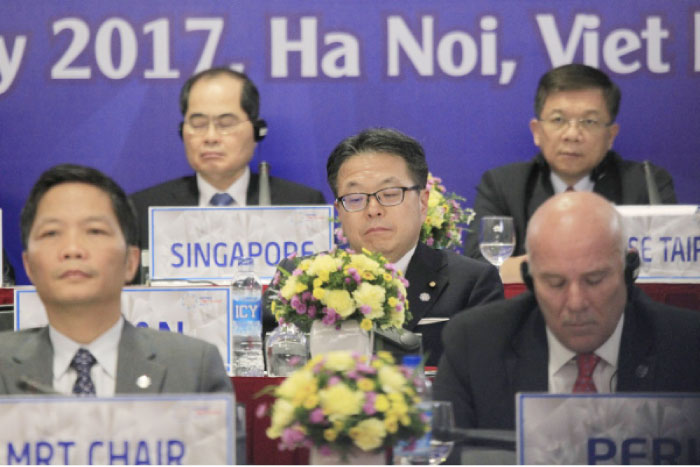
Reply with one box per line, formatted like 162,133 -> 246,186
14,286 -> 233,374
149,206 -> 334,283
616,205 -> 700,281
517,393 -> 700,465
0,394 -> 235,465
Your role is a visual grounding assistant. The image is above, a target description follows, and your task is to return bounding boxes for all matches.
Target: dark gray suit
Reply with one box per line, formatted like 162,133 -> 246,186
0,321 -> 232,395
264,243 -> 504,367
433,288 -> 700,430
129,173 -> 326,250
465,152 -> 677,259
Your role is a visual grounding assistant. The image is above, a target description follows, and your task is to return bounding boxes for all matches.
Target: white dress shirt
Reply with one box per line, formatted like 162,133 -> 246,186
197,167 -> 250,207
547,314 -> 624,394
550,171 -> 595,194
393,245 -> 417,276
50,317 -> 124,397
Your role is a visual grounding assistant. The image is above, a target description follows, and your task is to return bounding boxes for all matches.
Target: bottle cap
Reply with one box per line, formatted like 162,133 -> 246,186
401,354 -> 421,367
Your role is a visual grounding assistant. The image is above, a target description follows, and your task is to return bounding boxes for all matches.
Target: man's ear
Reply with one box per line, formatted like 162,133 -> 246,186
419,187 -> 429,221
22,251 -> 34,285
124,246 -> 140,284
529,118 -> 542,147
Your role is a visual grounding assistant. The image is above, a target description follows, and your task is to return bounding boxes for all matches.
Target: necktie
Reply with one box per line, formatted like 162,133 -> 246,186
565,186 -> 575,192
572,353 -> 600,393
210,192 -> 235,206
71,348 -> 97,396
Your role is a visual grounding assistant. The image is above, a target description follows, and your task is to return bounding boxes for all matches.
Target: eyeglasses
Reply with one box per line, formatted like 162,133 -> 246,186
336,185 -> 421,212
539,116 -> 613,132
184,113 -> 249,135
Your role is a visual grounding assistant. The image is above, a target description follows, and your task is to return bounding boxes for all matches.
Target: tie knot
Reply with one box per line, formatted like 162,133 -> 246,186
565,186 -> 575,192
210,192 -> 235,206
576,353 -> 600,377
71,348 -> 97,372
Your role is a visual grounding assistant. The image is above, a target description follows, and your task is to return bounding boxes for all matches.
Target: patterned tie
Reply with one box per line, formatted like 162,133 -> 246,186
71,348 -> 97,396
210,193 -> 235,206
572,353 -> 601,393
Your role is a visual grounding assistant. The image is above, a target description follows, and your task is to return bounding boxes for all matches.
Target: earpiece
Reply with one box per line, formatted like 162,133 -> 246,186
624,249 -> 640,288
253,118 -> 268,142
520,261 -> 534,292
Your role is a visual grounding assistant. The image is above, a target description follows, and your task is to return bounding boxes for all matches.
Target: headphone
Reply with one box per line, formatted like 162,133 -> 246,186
520,249 -> 640,293
178,118 -> 268,142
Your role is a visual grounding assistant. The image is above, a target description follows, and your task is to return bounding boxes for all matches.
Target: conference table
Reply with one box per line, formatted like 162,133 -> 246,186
1,282 -> 699,464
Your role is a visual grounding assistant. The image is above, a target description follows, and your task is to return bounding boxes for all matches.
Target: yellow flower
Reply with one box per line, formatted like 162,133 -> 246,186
322,289 -> 355,318
313,287 -> 325,300
383,272 -> 393,282
347,254 -> 382,276
277,368 -> 317,405
376,351 -> 395,364
361,271 -> 376,280
384,416 -> 399,434
270,301 -> 277,312
324,428 -> 338,442
352,282 -> 386,319
387,296 -> 398,308
357,377 -> 375,392
324,351 -> 356,372
378,365 -> 407,393
374,394 -> 390,412
319,383 -> 363,419
299,259 -> 312,271
279,276 -> 299,300
267,399 -> 295,438
303,393 -> 320,410
349,418 -> 386,451
313,277 -> 324,288
308,254 -> 341,281
360,318 -> 373,331
295,281 -> 308,294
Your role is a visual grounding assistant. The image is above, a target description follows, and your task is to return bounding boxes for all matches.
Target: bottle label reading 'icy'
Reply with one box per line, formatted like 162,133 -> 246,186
233,297 -> 261,321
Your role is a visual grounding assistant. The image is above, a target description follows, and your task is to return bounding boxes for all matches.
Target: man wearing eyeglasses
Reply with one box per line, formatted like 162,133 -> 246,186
130,67 -> 325,253
326,128 -> 504,365
464,64 -> 676,280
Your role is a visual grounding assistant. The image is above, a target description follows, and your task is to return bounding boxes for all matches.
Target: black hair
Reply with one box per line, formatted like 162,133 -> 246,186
179,67 -> 260,120
20,164 -> 139,249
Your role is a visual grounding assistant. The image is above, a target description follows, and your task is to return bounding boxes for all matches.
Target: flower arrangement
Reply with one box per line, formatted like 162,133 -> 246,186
269,248 -> 410,333
420,173 -> 475,252
262,350 -> 428,457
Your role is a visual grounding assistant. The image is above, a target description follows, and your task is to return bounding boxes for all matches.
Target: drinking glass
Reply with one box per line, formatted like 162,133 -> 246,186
479,216 -> 515,270
394,400 -> 456,465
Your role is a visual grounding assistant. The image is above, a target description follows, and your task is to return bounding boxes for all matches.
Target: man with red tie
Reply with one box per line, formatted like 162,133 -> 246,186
434,191 -> 700,430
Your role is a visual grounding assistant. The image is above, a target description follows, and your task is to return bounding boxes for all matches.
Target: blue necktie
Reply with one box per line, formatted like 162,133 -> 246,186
210,193 -> 235,206
71,348 -> 97,396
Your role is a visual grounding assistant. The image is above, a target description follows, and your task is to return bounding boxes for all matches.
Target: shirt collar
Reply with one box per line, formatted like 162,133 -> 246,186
393,245 -> 417,276
550,171 -> 595,194
50,316 -> 124,380
546,312 -> 624,375
196,166 -> 250,207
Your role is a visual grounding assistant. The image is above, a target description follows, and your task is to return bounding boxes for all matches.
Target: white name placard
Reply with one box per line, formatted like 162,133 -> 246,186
14,286 -> 233,374
616,205 -> 700,281
517,393 -> 700,465
0,394 -> 234,464
148,205 -> 334,283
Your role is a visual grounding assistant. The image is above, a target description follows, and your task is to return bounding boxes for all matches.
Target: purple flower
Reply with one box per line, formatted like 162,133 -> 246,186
272,272 -> 281,286
426,237 -> 434,246
301,291 -> 312,302
328,376 -> 341,386
308,306 -> 317,318
292,269 -> 303,276
356,362 -> 376,374
359,305 -> 371,315
255,403 -> 268,418
322,309 -> 338,326
281,427 -> 306,447
363,391 -> 377,415
347,370 -> 359,380
309,408 -> 325,424
345,277 -> 352,284
319,445 -> 334,456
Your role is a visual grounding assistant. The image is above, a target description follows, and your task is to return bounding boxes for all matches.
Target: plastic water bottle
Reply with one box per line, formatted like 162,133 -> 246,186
231,257 -> 264,376
265,322 -> 308,376
394,354 -> 434,464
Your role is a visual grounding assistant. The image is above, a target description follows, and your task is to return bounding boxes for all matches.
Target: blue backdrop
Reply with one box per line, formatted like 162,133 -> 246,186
2,0 -> 699,284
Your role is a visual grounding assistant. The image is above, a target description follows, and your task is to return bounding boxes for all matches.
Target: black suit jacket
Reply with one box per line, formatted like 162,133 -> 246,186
465,151 -> 677,259
129,173 -> 326,250
264,243 -> 504,366
433,288 -> 700,430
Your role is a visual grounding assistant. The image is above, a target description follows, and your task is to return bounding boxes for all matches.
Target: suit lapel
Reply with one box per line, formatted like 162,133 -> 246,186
508,301 -> 549,394
9,327 -> 55,390
404,244 -> 448,330
115,322 -> 167,394
246,173 -> 259,205
616,300 -> 656,391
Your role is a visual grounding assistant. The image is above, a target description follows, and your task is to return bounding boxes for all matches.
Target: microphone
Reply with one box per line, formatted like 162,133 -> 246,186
258,161 -> 271,206
643,160 -> 662,205
17,376 -> 62,395
433,426 -> 516,450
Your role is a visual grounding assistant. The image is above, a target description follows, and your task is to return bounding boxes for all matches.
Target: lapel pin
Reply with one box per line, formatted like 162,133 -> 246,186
635,365 -> 649,378
428,281 -> 436,288
419,292 -> 430,302
136,375 -> 152,389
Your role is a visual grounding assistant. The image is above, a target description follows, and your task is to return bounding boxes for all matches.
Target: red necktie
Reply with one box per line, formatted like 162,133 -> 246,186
572,353 -> 600,393
565,186 -> 575,192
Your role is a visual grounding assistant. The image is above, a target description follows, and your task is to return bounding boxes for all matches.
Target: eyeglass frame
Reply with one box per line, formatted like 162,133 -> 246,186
537,115 -> 614,133
182,113 -> 250,135
335,185 -> 422,212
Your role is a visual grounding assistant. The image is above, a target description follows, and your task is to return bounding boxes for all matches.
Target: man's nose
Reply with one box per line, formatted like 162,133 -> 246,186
564,282 -> 589,312
365,194 -> 384,217
561,119 -> 584,141
60,232 -> 86,260
203,121 -> 222,143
